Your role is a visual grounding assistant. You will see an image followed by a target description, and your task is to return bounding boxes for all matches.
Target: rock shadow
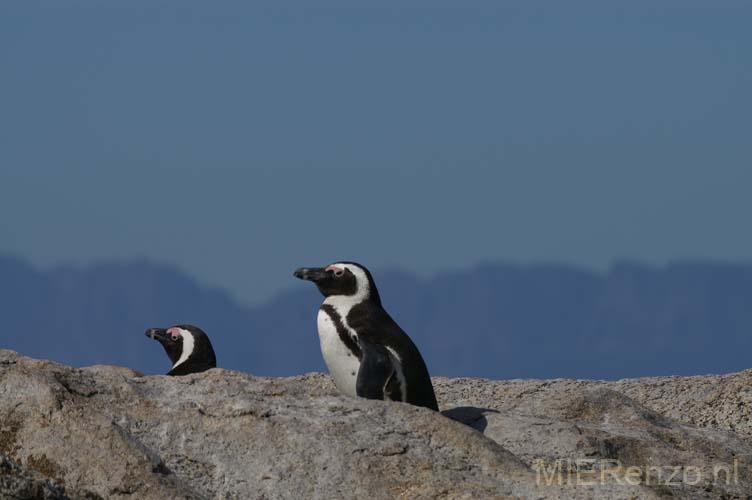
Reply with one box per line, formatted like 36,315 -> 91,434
442,406 -> 500,433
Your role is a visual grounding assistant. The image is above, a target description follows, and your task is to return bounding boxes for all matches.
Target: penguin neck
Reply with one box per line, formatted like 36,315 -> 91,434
323,286 -> 381,312
168,357 -> 212,376
167,348 -> 216,376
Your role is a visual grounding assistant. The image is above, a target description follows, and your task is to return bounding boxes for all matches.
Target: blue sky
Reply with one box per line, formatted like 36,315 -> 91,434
1,1 -> 751,303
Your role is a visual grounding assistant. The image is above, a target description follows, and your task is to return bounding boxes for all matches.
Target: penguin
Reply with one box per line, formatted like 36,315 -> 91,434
145,324 -> 217,376
293,262 -> 439,411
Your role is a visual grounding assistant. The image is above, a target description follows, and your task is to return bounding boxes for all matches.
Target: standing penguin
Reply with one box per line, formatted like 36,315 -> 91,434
145,324 -> 217,376
294,262 -> 438,411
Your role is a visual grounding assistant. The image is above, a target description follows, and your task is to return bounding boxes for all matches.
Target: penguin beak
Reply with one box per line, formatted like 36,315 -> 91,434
145,328 -> 169,341
293,267 -> 329,282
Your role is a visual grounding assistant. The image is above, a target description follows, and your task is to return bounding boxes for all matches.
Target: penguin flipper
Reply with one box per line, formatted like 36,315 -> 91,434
356,308 -> 438,411
356,342 -> 395,401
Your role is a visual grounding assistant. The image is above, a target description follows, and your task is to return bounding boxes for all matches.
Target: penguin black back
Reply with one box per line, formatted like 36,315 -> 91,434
348,297 -> 438,410
145,324 -> 217,376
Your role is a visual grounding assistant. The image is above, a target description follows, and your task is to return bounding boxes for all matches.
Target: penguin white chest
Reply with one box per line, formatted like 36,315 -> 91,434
317,308 -> 360,397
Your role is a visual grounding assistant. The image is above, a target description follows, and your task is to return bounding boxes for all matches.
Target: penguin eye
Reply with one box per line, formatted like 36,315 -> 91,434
333,269 -> 344,278
170,334 -> 179,341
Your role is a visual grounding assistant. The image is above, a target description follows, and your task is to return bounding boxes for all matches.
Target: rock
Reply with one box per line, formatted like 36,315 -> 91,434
1,451 -> 70,500
435,375 -> 752,499
1,348 -> 751,499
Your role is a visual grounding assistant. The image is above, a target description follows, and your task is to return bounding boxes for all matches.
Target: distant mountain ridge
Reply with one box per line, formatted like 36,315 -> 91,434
1,255 -> 751,380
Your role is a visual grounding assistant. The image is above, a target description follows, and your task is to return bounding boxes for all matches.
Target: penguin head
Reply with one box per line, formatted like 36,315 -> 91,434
145,324 -> 217,375
294,261 -> 381,304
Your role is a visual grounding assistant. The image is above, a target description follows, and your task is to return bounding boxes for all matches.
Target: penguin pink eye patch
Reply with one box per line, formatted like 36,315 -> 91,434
325,265 -> 345,277
167,328 -> 182,341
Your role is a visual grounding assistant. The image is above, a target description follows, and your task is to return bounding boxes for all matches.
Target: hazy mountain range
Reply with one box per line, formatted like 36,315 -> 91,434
2,255 -> 751,380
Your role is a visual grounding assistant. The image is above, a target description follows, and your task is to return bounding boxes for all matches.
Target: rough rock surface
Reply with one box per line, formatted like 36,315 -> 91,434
435,374 -> 752,499
1,451 -> 70,500
1,348 -> 751,499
